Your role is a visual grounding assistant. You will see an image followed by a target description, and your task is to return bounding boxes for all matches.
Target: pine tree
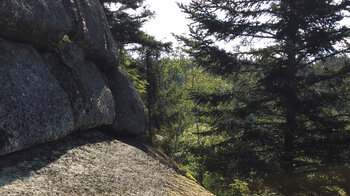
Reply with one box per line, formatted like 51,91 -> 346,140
179,0 -> 350,193
100,0 -> 171,146
100,0 -> 170,50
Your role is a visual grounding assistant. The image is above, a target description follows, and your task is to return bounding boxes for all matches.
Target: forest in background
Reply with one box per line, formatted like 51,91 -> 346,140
100,0 -> 350,195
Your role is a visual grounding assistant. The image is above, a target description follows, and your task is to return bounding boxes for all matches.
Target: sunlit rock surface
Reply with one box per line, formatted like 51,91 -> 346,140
0,130 -> 213,196
0,0 -> 118,70
0,39 -> 74,155
0,0 -> 147,155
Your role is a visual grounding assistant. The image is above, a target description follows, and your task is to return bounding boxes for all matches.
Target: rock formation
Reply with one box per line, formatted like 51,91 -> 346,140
0,130 -> 214,196
106,67 -> 147,135
0,0 -> 118,69
0,2 -> 215,195
0,0 -> 147,155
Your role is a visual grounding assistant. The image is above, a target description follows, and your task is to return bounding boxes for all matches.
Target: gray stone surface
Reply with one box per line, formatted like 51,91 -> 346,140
0,0 -> 118,70
44,53 -> 115,130
60,42 -> 85,69
0,0 -> 73,48
0,130 -> 214,196
0,39 -> 74,155
67,0 -> 119,70
0,0 -> 148,156
106,67 -> 147,135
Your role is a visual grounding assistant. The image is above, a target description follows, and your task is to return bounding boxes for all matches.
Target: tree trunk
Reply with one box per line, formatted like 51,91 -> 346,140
284,111 -> 295,175
196,121 -> 201,145
146,49 -> 153,146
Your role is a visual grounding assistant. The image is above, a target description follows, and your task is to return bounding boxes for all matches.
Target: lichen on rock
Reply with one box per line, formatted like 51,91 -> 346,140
0,0 -> 147,155
0,130 -> 213,196
0,0 -> 118,70
106,67 -> 147,135
43,53 -> 115,130
0,38 -> 74,155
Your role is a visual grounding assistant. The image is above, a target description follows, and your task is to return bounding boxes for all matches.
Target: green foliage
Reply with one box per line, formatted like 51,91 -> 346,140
147,54 -> 350,196
101,0 -> 172,146
229,179 -> 251,196
118,51 -> 148,95
50,34 -> 71,52
101,0 -> 350,195
178,0 -> 350,194
145,55 -> 191,148
101,0 -> 171,51
61,35 -> 71,43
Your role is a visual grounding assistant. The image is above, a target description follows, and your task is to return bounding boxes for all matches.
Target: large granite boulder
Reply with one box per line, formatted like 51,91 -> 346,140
0,38 -> 116,155
0,0 -> 118,70
0,39 -> 74,155
66,0 -> 119,69
43,53 -> 115,130
106,67 -> 147,135
0,0 -> 147,156
0,0 -> 73,48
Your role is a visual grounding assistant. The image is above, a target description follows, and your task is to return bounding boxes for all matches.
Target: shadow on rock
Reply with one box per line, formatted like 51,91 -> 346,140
0,129 -> 214,196
0,129 -> 116,187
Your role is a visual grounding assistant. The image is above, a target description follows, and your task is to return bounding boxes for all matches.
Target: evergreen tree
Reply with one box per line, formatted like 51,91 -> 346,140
100,0 -> 170,50
100,0 -> 171,146
179,0 -> 350,193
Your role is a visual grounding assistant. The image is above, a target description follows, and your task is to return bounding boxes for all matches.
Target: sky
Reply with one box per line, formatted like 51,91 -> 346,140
141,0 -> 192,47
131,0 -> 349,51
